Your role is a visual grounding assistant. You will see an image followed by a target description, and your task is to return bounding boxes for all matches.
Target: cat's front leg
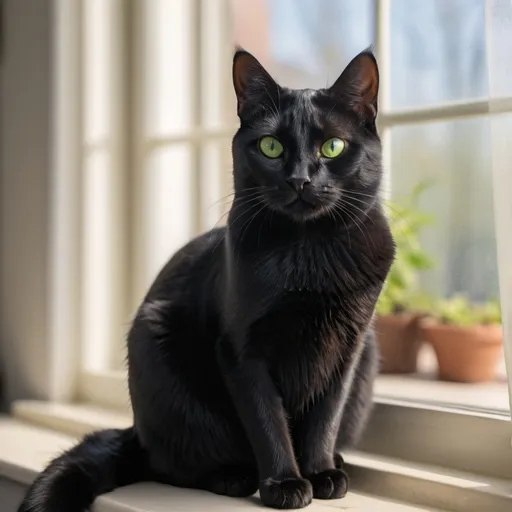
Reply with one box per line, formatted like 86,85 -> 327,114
293,376 -> 349,500
217,338 -> 313,510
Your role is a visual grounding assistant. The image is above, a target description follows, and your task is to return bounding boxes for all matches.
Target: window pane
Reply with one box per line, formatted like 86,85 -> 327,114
389,0 -> 488,110
200,140 -> 231,231
143,145 -> 193,287
386,117 -> 508,409
487,2 -> 512,414
83,0 -> 112,144
82,150 -> 115,371
143,0 -> 193,136
391,117 -> 498,301
201,0 -> 234,128
232,0 -> 374,89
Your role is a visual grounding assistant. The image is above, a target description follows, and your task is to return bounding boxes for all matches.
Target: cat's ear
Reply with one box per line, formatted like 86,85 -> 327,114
232,49 -> 279,116
329,49 -> 379,122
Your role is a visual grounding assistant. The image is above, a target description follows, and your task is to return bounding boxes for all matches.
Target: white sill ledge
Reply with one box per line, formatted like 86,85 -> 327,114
0,417 -> 439,512
8,401 -> 512,511
6,406 -> 512,512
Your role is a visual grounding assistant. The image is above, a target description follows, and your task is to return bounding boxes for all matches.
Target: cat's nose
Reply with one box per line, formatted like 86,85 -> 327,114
286,176 -> 311,194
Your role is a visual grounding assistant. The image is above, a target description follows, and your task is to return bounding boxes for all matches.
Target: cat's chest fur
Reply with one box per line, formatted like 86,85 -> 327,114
241,236 -> 386,413
252,290 -> 356,413
225,209 -> 393,412
266,235 -> 364,293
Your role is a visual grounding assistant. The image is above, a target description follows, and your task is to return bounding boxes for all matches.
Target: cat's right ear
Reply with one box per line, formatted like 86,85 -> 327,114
232,49 -> 279,117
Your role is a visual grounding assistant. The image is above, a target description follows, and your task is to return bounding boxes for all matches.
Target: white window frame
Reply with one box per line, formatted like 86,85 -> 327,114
46,0 -> 512,418
54,0 -> 237,407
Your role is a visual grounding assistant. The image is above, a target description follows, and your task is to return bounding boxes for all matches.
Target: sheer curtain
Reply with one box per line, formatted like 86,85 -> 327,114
486,0 -> 512,412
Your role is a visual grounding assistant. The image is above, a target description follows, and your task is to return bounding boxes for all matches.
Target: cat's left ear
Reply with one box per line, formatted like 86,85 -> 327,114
329,49 -> 379,122
232,49 -> 279,116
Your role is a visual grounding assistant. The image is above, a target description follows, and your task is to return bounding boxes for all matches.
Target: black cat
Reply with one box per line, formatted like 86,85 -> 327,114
19,48 -> 394,511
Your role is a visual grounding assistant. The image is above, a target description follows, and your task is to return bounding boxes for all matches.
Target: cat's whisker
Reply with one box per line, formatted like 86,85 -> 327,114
340,193 -> 419,252
210,197 -> 266,254
329,206 -> 352,249
228,198 -> 265,236
340,190 -> 417,236
236,202 -> 268,246
335,199 -> 375,252
208,186 -> 272,210
262,83 -> 280,118
211,194 -> 265,247
340,190 -> 417,239
257,206 -> 272,248
212,195 -> 265,226
342,199 -> 375,226
209,191 -> 262,210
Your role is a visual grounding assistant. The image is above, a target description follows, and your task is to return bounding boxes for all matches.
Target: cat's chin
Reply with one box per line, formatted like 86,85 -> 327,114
276,197 -> 331,222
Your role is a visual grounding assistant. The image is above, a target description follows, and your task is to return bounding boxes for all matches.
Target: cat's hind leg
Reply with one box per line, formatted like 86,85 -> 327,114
335,329 -> 379,451
199,465 -> 259,497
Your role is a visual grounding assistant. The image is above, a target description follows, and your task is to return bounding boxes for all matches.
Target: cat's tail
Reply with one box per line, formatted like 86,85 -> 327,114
18,427 -> 146,512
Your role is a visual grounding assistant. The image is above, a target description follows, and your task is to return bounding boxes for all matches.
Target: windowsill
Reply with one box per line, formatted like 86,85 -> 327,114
6,402 -> 512,511
376,373 -> 510,413
375,344 -> 510,413
0,416 -> 444,512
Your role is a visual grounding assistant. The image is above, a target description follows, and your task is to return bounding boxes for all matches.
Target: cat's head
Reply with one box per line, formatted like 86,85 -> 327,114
231,48 -> 382,223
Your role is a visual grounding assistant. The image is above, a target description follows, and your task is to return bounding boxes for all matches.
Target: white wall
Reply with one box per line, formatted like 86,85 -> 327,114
0,0 -> 54,404
0,477 -> 26,512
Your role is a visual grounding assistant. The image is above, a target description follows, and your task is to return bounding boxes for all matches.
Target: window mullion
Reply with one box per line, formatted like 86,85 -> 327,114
108,0 -> 130,370
375,0 -> 392,200
380,97 -> 512,128
50,0 -> 84,401
191,0 -> 202,236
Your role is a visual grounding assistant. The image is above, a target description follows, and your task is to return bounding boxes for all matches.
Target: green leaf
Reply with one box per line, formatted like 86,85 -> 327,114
377,181 -> 436,312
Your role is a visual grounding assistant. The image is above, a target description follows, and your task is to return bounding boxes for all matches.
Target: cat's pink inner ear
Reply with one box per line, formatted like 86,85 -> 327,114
232,50 -> 278,114
356,54 -> 379,113
232,51 -> 256,101
329,51 -> 379,119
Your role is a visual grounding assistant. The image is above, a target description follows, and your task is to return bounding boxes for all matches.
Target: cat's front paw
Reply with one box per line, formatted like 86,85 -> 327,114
306,468 -> 348,500
260,476 -> 313,509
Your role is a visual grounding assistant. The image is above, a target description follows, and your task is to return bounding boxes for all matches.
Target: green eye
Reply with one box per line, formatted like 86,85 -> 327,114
320,138 -> 345,158
259,136 -> 284,158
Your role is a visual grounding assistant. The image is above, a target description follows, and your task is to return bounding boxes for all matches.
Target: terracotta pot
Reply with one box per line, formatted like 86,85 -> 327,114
374,314 -> 422,374
422,321 -> 502,383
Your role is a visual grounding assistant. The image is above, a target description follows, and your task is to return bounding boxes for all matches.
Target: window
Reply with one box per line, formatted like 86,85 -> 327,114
37,0 -> 512,430
230,0 -> 512,415
51,0 -> 236,406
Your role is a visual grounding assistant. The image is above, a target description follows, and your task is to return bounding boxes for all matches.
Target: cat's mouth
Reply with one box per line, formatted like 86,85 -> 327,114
281,196 -> 326,220
266,189 -> 329,220
286,197 -> 317,209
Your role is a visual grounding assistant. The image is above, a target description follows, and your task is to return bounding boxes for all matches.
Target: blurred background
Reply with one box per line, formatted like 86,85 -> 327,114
0,0 -> 511,415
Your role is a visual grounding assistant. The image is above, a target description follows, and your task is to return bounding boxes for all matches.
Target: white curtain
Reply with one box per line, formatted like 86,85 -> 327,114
486,0 -> 512,413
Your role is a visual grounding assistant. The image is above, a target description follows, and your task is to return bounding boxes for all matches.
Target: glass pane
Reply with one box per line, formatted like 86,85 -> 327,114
232,0 -> 374,88
200,140 -> 227,231
82,150 -> 114,371
200,0 -> 235,128
487,1 -> 512,414
144,0 -> 193,136
391,118 -> 498,302
389,0 -> 488,110
143,145 -> 193,286
383,117 -> 508,411
83,0 -> 112,144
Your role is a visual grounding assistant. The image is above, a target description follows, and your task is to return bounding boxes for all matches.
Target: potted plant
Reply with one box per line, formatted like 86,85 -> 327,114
375,182 -> 434,373
421,295 -> 502,383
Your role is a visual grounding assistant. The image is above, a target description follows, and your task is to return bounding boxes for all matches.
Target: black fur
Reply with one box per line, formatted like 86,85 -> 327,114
19,49 -> 394,511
